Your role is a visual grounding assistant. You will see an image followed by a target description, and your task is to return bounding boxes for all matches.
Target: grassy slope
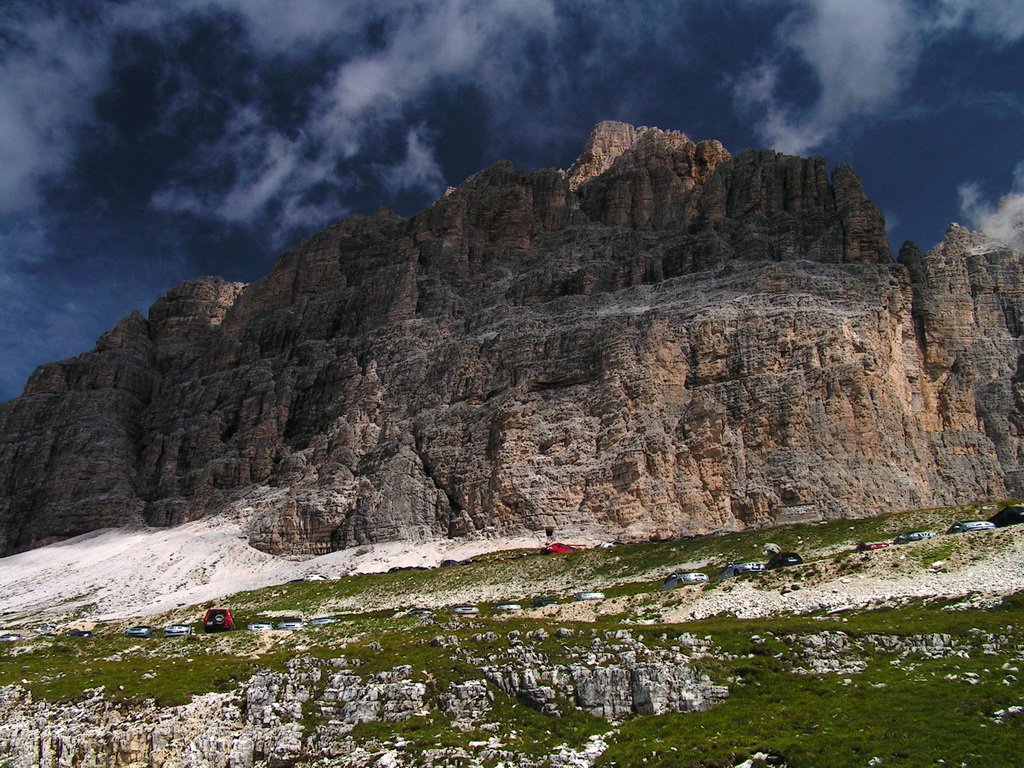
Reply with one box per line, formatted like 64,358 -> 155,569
1,501 -> 1022,767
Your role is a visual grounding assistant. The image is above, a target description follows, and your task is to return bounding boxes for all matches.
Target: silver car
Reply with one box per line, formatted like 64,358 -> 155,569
946,520 -> 997,534
276,618 -> 305,631
662,572 -> 709,589
715,562 -> 765,580
893,531 -> 936,544
247,622 -> 274,632
573,591 -> 605,601
162,624 -> 193,637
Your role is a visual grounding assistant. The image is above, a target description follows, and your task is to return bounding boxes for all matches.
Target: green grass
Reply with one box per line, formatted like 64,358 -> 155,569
0,637 -> 277,706
2,500 -> 1023,764
347,713 -> 475,754
601,651 -> 1023,768
599,596 -> 1024,768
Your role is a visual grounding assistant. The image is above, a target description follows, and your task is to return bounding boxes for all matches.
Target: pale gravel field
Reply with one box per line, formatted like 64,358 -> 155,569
1,516 -> 1021,627
0,519 -> 558,623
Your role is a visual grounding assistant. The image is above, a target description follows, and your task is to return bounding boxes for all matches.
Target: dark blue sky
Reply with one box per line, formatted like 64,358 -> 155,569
3,0 -> 1024,400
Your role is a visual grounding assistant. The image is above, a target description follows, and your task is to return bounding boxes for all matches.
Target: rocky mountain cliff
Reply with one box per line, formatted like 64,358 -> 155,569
2,121 -> 1023,556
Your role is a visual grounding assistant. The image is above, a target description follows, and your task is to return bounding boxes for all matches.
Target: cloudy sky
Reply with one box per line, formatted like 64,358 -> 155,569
2,0 -> 1024,400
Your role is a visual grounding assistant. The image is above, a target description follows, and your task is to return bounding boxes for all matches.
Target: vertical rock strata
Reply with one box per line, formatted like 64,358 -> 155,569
1,122 -> 1021,555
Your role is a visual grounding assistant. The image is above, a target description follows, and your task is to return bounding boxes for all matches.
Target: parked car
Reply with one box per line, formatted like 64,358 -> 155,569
766,552 -> 804,570
493,602 -> 522,611
715,562 -> 765,580
0,633 -> 23,642
66,629 -> 94,638
276,618 -> 305,631
661,572 -> 709,589
988,506 -> 1024,528
162,625 -> 193,637
203,608 -> 236,633
531,597 -> 558,608
573,591 -> 605,601
247,622 -> 274,632
439,559 -> 466,568
543,543 -> 577,555
450,604 -> 480,615
309,617 -> 338,626
124,626 -> 156,638
856,541 -> 891,552
946,520 -> 997,534
407,608 -> 434,618
893,531 -> 937,544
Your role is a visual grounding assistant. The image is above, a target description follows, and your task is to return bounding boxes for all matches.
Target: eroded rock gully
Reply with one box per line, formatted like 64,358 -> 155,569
2,121 -> 1022,556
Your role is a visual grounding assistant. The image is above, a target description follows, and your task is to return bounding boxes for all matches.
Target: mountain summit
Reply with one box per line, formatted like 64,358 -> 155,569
1,123 -> 1020,556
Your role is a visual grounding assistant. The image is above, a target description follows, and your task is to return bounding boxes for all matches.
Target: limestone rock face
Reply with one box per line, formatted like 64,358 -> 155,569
0,122 -> 1020,556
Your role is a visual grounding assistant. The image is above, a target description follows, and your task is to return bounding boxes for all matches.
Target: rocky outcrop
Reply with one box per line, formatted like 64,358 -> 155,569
0,636 -> 726,768
476,628 -> 727,719
2,622 -> 1014,767
1,121 -> 1022,556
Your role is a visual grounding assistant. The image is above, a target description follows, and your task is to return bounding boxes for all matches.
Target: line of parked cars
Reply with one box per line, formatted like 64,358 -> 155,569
855,508 -> 1020,552
433,589 -> 610,618
119,611 -> 346,638
112,611 -> 239,639
124,624 -> 195,638
661,506 -> 1024,590
11,507 -> 1024,644
1,628 -> 95,641
228,509 -> 1024,629
424,507 -> 1024,612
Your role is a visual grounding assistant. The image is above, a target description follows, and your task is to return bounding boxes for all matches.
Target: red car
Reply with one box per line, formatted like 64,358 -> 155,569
543,543 -> 577,554
856,541 -> 890,552
203,608 -> 236,632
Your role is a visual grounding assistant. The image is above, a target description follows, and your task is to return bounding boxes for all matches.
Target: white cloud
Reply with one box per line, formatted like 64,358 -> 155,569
733,0 -> 1024,155
144,0 -> 560,236
0,9 -> 111,212
936,0 -> 1024,45
0,5 -> 116,395
959,161 -> 1024,250
180,0 -> 378,52
375,126 -> 446,197
2,0 -> 688,244
153,105 -> 332,224
733,0 -> 924,155
5,0 -> 1020,239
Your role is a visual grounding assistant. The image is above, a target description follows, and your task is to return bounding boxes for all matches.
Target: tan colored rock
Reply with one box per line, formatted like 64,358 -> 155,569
0,122 -> 1019,556
567,120 -> 639,190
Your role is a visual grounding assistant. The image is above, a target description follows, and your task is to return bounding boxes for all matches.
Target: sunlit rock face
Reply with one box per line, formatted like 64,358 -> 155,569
1,122 -> 1020,556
